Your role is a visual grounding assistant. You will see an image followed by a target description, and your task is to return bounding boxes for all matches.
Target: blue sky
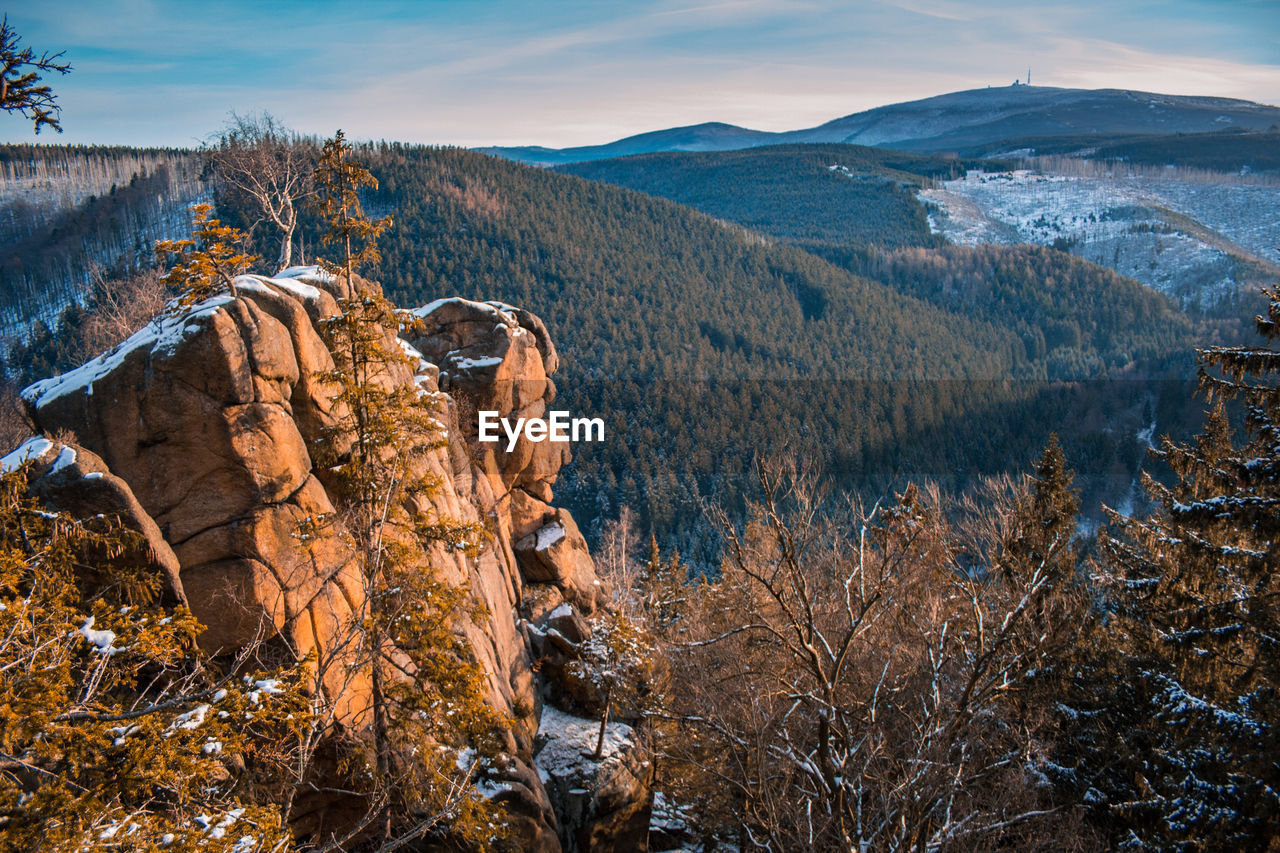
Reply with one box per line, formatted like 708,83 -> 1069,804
7,0 -> 1280,148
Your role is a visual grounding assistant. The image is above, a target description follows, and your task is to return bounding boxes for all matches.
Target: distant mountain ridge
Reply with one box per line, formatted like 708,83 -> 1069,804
482,85 -> 1280,165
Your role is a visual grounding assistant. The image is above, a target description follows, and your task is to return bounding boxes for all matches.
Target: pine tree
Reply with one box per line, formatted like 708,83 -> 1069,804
155,203 -> 257,308
312,130 -> 390,290
308,133 -> 506,848
0,16 -> 71,134
0,463 -> 311,851
1088,286 -> 1280,849
640,533 -> 687,632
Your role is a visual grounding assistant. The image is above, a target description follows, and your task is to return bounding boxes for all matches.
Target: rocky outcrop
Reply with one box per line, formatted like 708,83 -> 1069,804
17,269 -> 647,851
404,297 -> 605,616
535,706 -> 654,853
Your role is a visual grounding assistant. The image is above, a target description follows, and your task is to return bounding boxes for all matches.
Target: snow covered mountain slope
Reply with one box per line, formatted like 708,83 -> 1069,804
919,166 -> 1280,309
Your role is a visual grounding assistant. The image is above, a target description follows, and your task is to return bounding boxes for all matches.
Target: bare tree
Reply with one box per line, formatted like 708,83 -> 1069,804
208,112 -> 315,271
595,505 -> 642,611
653,457 -> 1097,851
0,16 -> 71,134
77,263 -> 169,355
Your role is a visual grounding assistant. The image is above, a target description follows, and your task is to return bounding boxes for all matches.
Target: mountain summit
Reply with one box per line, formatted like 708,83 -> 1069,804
483,85 -> 1280,165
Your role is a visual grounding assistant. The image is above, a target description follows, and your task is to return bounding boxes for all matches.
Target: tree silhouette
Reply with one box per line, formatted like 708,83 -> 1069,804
0,16 -> 71,134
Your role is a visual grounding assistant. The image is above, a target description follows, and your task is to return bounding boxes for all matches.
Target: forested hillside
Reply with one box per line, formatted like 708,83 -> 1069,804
7,141 -> 1205,550
0,145 -> 202,336
560,143 -> 983,251
283,144 -> 1194,545
961,127 -> 1280,172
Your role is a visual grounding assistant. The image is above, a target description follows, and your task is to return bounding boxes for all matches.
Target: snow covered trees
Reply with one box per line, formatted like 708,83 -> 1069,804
1084,287 -> 1280,849
0,465 -> 310,851
568,610 -> 654,759
0,17 -> 71,134
655,457 -> 1092,851
208,114 -> 314,271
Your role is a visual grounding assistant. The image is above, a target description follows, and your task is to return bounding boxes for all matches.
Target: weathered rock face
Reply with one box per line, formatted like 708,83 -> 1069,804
18,270 -> 646,852
404,297 -> 605,616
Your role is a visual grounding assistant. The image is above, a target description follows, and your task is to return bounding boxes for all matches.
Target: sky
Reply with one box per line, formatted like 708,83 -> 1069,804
7,0 -> 1280,149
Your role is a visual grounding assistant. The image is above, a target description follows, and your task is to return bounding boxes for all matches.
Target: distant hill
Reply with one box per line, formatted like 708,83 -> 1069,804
484,85 -> 1280,165
952,127 -> 1280,173
481,121 -> 777,167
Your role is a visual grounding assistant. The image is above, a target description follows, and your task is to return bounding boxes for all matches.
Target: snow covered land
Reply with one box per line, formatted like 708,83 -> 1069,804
920,168 -> 1280,309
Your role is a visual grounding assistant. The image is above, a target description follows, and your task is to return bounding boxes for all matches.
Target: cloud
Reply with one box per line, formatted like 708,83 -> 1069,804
1046,38 -> 1280,102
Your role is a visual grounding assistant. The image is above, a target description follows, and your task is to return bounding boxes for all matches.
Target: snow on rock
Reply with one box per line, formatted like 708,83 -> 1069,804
534,705 -> 652,851
411,296 -> 518,327
274,265 -> 335,285
450,354 -> 506,371
22,294 -> 235,409
535,705 -> 634,782
535,522 -> 567,552
235,274 -> 324,304
0,436 -> 53,472
49,444 -> 77,475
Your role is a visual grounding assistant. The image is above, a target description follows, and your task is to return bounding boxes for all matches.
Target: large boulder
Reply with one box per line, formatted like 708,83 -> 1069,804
17,269 -> 643,851
22,275 -> 372,725
1,437 -> 185,605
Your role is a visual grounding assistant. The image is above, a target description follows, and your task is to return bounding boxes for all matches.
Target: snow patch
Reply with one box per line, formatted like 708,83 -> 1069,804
411,297 -> 522,328
397,338 -> 436,376
22,294 -> 235,409
170,704 -> 210,730
0,437 -> 53,472
535,522 -> 566,551
49,444 -> 76,474
450,354 -> 505,371
534,704 -> 634,783
78,616 -> 125,655
275,264 -> 334,285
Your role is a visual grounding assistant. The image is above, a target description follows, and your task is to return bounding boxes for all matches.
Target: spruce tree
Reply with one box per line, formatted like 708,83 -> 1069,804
312,130 -> 389,291
0,16 -> 71,134
155,203 -> 257,308
308,133 -> 506,848
1088,286 -> 1280,849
